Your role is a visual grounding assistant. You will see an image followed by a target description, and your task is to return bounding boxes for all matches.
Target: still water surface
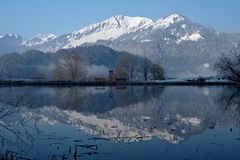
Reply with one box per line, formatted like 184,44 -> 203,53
0,86 -> 240,160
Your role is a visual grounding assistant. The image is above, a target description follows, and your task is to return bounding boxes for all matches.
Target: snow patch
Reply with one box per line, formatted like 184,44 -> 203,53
141,39 -> 152,43
181,24 -> 186,29
132,35 -> 138,40
203,63 -> 210,68
189,32 -> 204,41
177,31 -> 204,44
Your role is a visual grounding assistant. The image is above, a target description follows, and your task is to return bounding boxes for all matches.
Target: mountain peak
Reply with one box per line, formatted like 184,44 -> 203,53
0,33 -> 22,39
153,13 -> 186,29
34,33 -> 57,40
105,15 -> 153,28
22,33 -> 57,47
164,13 -> 186,21
112,14 -> 125,20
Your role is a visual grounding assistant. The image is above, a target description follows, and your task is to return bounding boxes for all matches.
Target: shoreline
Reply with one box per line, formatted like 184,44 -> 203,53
0,80 -> 238,86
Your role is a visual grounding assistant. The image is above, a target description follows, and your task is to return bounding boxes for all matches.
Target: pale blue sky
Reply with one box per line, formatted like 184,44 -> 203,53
0,0 -> 239,38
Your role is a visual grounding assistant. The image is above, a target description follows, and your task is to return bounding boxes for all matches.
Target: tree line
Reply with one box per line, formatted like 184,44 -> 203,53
114,54 -> 165,81
215,43 -> 240,82
4,43 -> 240,82
53,42 -> 240,82
51,52 -> 165,81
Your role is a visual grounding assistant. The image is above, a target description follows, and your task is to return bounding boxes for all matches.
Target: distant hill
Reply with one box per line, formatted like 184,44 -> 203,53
0,45 -> 132,79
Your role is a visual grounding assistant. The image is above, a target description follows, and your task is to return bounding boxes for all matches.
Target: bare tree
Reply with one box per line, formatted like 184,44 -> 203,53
114,67 -> 128,80
141,57 -> 151,81
53,53 -> 87,81
53,60 -> 65,80
150,63 -> 165,80
215,44 -> 240,82
115,54 -> 138,81
128,55 -> 138,81
115,56 -> 128,80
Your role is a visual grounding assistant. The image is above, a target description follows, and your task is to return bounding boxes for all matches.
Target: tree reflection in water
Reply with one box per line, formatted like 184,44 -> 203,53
0,86 -> 165,159
0,95 -> 42,159
215,86 -> 240,125
0,86 -> 239,159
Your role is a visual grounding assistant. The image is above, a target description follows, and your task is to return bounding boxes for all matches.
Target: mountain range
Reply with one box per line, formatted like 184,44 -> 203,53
1,13 -> 240,77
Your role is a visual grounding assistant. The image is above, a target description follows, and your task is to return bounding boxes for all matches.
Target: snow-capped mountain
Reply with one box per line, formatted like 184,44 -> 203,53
0,33 -> 57,54
23,34 -> 57,47
63,15 -> 153,48
32,15 -> 154,52
0,13 -> 213,53
1,13 -> 238,54
1,13 -> 240,77
0,34 -> 26,54
36,14 -> 205,52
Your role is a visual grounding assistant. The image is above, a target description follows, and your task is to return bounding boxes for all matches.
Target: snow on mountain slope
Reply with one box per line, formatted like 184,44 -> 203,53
62,15 -> 153,49
0,34 -> 24,42
63,14 -> 198,49
0,33 -> 21,39
33,13 -> 206,52
0,33 -> 57,54
0,13 -> 208,53
176,31 -> 204,44
23,34 -> 57,46
0,34 -> 26,54
153,13 -> 185,29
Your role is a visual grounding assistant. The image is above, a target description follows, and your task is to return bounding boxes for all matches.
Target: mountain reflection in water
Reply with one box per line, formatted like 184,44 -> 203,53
0,86 -> 240,160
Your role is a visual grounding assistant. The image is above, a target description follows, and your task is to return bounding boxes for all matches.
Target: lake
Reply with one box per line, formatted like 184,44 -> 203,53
0,86 -> 239,160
